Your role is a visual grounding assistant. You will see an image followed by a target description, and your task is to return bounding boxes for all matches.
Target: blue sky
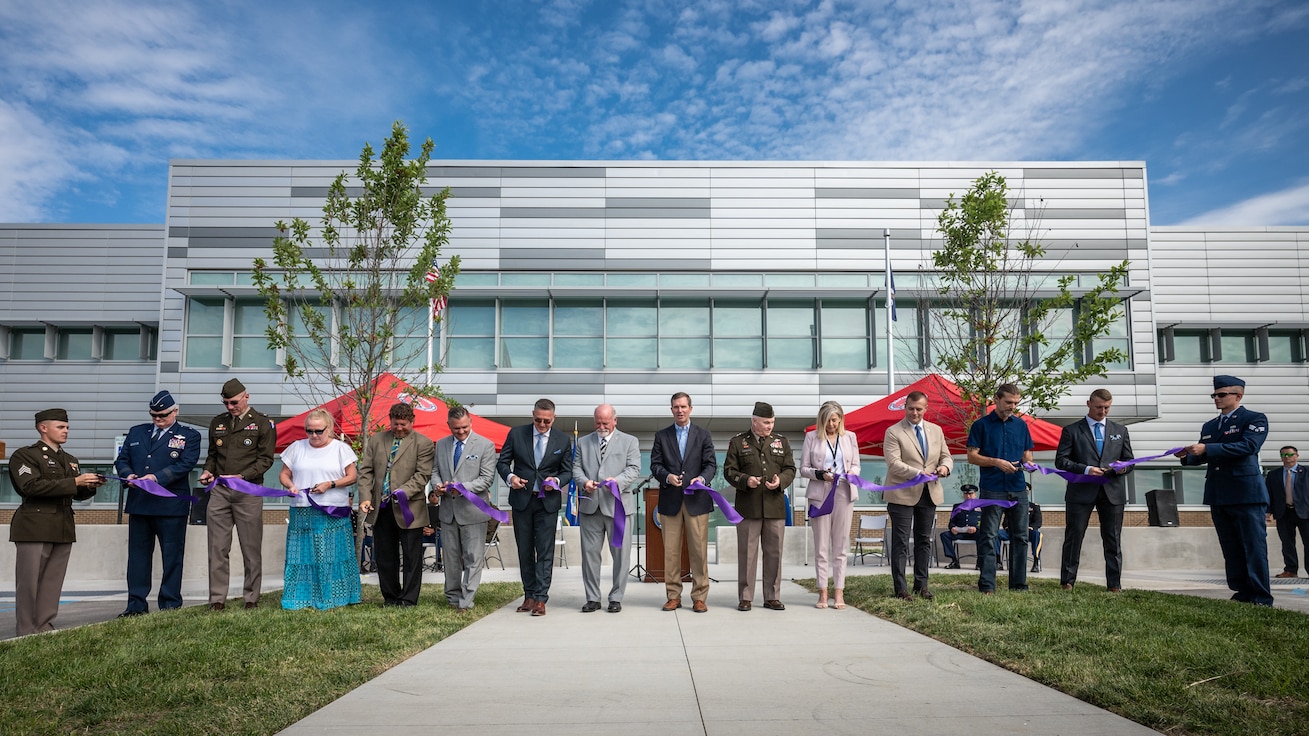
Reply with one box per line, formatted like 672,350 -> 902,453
1,0 -> 1306,226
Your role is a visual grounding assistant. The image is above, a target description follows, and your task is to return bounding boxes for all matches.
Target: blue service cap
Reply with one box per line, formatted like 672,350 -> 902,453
1213,375 -> 1245,390
150,390 -> 177,412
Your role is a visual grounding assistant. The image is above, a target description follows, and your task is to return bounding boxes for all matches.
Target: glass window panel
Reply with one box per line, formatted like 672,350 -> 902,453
232,337 -> 276,368
821,301 -> 869,337
1171,330 -> 1206,364
660,338 -> 710,369
188,297 -> 226,335
394,306 -> 429,337
892,337 -> 924,370
1092,338 -> 1132,370
554,299 -> 603,336
185,337 -> 223,368
447,299 -> 496,336
713,338 -> 762,369
767,337 -> 815,369
659,300 -> 710,337
10,328 -> 45,359
553,273 -> 605,286
1267,331 -> 1304,363
501,300 -> 549,336
607,300 -> 657,336
235,272 -> 256,286
447,337 -> 495,369
879,303 -> 919,338
56,329 -> 93,359
289,303 -> 331,337
103,328 -> 140,361
500,337 -> 548,369
554,337 -> 603,368
659,273 -> 709,287
822,338 -> 869,369
1219,332 -> 1255,363
457,273 -> 499,286
767,302 -> 815,337
713,301 -> 761,337
607,337 -> 657,368
500,273 -> 551,286
713,273 -> 764,288
233,298 -> 268,335
817,273 -> 868,288
190,272 -> 234,285
608,273 -> 657,287
766,273 -> 816,288
389,337 -> 429,372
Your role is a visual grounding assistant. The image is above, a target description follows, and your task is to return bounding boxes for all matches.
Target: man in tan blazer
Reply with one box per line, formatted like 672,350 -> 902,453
883,390 -> 953,600
358,402 -> 435,607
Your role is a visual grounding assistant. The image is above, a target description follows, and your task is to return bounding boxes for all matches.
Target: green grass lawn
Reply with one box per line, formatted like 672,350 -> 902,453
800,575 -> 1309,736
0,582 -> 522,736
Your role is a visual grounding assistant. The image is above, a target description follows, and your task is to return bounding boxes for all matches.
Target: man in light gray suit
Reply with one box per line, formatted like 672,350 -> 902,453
433,406 -> 498,610
574,404 -> 642,613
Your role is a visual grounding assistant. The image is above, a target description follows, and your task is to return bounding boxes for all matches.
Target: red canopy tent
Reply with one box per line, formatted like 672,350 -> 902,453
831,374 -> 1063,456
276,373 -> 510,452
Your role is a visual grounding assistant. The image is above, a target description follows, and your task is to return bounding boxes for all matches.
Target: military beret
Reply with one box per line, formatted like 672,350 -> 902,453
150,390 -> 176,412
221,378 -> 247,399
960,484 -> 979,494
35,408 -> 68,423
752,401 -> 774,419
1213,375 -> 1245,390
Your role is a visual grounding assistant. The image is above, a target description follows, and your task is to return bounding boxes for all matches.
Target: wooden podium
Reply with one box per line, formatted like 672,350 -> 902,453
643,488 -> 691,583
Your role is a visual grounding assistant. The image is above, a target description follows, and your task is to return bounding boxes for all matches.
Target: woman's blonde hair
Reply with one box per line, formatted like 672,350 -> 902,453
305,408 -> 335,439
816,400 -> 845,436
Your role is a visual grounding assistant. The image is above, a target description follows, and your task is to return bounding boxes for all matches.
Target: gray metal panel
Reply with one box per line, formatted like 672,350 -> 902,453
501,248 -> 605,261
602,259 -> 710,270
817,228 -> 920,240
188,237 -> 277,249
501,167 -> 606,178
815,188 -> 920,199
427,166 -> 502,178
921,197 -> 1023,211
1023,168 -> 1125,179
160,361 -> 180,373
167,247 -> 188,258
1039,208 -> 1128,219
606,197 -> 711,209
501,207 -> 606,218
607,208 -> 709,219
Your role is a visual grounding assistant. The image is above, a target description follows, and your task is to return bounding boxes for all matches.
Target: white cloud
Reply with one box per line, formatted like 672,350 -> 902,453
1179,182 -> 1309,226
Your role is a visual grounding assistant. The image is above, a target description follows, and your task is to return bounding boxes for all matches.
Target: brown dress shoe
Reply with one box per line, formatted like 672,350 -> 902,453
893,591 -> 913,600
692,600 -> 708,613
737,600 -> 752,611
1107,587 -> 1123,593
914,589 -> 934,601
531,600 -> 547,616
517,598 -> 536,613
244,601 -> 258,610
662,599 -> 682,611
762,600 -> 785,610
1061,583 -> 1074,591
209,602 -> 226,611
1275,570 -> 1298,578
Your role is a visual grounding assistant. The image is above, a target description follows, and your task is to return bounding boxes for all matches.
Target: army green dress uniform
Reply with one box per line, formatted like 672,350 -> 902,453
203,379 -> 277,608
724,402 -> 797,609
9,408 -> 100,636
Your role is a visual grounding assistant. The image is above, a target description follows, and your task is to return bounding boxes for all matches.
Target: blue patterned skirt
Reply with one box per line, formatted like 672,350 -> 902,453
283,507 -> 363,610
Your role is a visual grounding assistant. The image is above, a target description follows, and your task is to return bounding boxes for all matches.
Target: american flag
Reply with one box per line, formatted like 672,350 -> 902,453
426,269 -> 446,317
424,269 -> 439,284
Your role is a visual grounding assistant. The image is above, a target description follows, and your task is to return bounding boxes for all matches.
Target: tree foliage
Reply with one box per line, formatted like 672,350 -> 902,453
252,121 -> 459,448
926,171 -> 1129,423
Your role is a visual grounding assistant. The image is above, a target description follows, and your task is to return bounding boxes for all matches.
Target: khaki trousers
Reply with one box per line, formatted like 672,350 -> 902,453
737,517 -> 785,602
659,507 -> 709,603
14,541 -> 72,636
206,485 -> 264,605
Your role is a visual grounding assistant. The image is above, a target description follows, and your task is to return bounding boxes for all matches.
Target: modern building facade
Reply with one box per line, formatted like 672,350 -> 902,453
2,160 -> 1307,518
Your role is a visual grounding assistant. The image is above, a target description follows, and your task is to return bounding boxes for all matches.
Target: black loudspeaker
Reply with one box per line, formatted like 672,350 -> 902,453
189,490 -> 210,525
1146,489 -> 1180,527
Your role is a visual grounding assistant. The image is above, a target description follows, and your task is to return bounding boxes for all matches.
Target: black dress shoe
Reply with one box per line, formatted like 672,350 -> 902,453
1031,561 -> 1042,573
581,601 -> 601,613
244,601 -> 259,610
893,591 -> 913,600
607,601 -> 622,613
118,610 -> 146,618
945,560 -> 961,569
209,602 -> 226,611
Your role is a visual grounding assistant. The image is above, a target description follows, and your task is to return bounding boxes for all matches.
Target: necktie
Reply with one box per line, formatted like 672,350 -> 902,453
677,426 -> 687,457
1287,467 -> 1294,507
600,436 -> 608,462
151,428 -> 162,442
915,424 -> 928,462
1093,423 -> 1104,455
534,432 -> 546,466
383,438 -> 400,493
453,440 -> 463,469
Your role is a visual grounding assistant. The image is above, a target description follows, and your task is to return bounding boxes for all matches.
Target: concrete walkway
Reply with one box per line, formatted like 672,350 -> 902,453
278,562 -> 1160,736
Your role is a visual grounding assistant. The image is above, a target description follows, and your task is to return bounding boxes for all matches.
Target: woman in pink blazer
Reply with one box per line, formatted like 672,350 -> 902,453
799,401 -> 861,609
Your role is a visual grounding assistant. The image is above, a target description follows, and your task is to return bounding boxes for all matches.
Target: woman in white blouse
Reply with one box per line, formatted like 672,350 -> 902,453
799,401 -> 861,609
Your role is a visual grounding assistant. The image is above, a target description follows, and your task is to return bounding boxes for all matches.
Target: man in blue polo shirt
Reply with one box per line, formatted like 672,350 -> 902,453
966,383 -> 1034,594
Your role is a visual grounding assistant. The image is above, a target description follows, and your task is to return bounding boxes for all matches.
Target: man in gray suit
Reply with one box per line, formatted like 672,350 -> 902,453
1055,388 -> 1134,591
433,405 -> 498,610
574,404 -> 642,613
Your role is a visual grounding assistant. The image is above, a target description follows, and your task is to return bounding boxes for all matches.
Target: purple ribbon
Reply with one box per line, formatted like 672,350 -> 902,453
202,476 -> 351,518
298,490 -> 352,519
109,475 -> 201,503
1022,462 -> 1110,485
1110,447 -> 1186,473
955,498 -> 1020,511
539,477 -> 562,498
446,482 -> 511,524
601,479 -> 628,549
684,480 -> 743,525
809,472 -> 938,517
381,489 -> 416,526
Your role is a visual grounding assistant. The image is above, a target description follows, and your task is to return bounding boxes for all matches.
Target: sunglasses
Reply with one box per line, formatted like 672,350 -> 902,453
222,398 -> 243,406
1209,392 -> 1236,399
1282,453 -> 1297,458
305,428 -> 328,436
149,410 -> 176,418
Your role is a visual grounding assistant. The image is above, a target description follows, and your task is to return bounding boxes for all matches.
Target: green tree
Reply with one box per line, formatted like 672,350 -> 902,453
252,121 -> 459,448
925,171 -> 1129,425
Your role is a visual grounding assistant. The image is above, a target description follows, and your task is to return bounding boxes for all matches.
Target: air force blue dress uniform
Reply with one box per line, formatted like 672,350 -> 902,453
1180,376 -> 1273,606
113,391 -> 202,613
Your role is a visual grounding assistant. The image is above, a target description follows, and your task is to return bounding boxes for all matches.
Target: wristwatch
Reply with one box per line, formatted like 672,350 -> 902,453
330,480 -> 337,488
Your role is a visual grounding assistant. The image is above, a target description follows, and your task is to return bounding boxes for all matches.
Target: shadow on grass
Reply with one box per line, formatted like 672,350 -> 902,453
0,582 -> 523,736
797,575 -> 1309,736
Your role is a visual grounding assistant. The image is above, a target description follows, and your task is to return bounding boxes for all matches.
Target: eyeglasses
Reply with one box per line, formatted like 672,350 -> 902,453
305,428 -> 328,436
1209,392 -> 1236,399
222,399 -> 243,406
1282,453 -> 1298,458
149,410 -> 176,418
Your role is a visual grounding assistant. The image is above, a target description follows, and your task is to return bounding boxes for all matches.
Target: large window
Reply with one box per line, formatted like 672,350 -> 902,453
606,299 -> 657,368
554,298 -> 603,369
8,328 -> 46,360
820,299 -> 870,369
659,299 -> 710,369
232,298 -> 275,368
185,297 -> 226,367
883,301 -> 924,370
499,299 -> 549,369
446,298 -> 495,369
766,301 -> 816,369
713,299 -> 763,369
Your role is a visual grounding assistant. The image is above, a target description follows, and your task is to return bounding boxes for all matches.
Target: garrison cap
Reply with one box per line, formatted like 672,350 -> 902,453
752,401 -> 774,419
35,408 -> 68,423
960,484 -> 979,495
221,378 -> 247,399
149,390 -> 176,412
1213,375 -> 1245,390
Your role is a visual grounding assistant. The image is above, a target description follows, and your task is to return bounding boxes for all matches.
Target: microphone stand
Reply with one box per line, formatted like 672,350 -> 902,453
629,475 -> 656,581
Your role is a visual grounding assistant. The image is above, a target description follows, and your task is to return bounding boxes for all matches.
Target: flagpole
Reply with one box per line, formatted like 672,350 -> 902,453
426,299 -> 435,388
884,227 -> 895,394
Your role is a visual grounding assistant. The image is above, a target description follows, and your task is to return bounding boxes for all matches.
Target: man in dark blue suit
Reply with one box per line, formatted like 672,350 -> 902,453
497,398 -> 573,616
650,392 -> 717,612
113,390 -> 201,616
1177,375 -> 1273,606
1266,446 -> 1309,578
